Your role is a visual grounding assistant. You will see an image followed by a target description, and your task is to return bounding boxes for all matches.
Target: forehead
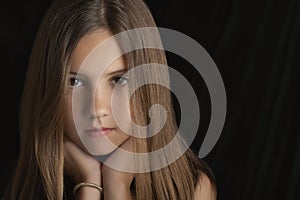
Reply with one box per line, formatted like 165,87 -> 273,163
70,29 -> 125,73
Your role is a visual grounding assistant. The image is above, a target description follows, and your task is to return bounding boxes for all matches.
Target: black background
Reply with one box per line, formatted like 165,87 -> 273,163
0,0 -> 299,199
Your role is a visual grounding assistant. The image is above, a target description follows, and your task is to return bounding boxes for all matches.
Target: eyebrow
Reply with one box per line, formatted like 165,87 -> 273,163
70,71 -> 79,75
106,69 -> 127,76
69,69 -> 127,76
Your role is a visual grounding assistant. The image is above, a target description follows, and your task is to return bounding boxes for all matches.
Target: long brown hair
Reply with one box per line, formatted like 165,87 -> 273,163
6,0 -> 216,199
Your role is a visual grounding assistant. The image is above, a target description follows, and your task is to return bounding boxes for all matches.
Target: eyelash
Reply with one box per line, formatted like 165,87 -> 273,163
69,77 -> 83,88
68,76 -> 128,88
110,76 -> 128,87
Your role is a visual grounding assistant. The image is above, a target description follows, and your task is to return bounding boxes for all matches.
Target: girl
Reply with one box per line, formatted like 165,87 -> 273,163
5,0 -> 217,199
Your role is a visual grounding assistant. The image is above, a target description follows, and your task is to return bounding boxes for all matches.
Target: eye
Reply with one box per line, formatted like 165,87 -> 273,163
69,76 -> 83,87
111,76 -> 128,86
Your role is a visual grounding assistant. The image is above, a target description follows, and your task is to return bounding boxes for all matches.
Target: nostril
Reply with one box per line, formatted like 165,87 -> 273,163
87,112 -> 108,119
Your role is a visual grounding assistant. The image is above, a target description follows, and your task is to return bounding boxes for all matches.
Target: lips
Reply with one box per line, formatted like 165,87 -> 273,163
85,127 -> 113,137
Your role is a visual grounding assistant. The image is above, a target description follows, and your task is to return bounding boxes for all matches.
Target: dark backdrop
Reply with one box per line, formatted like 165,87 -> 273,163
0,0 -> 299,199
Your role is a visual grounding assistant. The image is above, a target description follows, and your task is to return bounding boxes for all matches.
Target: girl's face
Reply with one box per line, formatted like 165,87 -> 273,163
64,29 -> 131,155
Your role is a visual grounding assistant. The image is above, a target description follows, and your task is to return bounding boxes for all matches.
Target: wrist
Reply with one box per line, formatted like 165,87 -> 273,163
75,186 -> 102,199
73,172 -> 101,185
73,182 -> 103,199
84,175 -> 101,185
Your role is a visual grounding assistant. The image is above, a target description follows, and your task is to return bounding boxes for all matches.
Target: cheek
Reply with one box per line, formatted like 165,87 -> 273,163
64,111 -> 74,138
112,88 -> 132,132
63,101 -> 81,145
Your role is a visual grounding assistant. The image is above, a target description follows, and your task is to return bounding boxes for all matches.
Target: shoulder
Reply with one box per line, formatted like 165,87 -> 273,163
193,172 -> 217,200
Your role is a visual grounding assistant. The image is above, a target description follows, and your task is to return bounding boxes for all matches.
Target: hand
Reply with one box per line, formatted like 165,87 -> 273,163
102,137 -> 135,199
63,136 -> 102,185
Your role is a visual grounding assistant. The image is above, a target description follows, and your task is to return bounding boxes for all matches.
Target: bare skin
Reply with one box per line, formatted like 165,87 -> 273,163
64,29 -> 134,199
63,28 -> 215,199
64,137 -> 134,200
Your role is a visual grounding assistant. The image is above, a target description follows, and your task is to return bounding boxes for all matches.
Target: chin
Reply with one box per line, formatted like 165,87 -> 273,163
82,139 -> 119,156
89,146 -> 117,156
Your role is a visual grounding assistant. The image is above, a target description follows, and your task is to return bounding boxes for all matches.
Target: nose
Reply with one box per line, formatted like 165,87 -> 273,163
88,83 -> 111,120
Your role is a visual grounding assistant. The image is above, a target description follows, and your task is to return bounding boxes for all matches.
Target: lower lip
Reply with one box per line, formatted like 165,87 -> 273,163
85,129 -> 113,137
